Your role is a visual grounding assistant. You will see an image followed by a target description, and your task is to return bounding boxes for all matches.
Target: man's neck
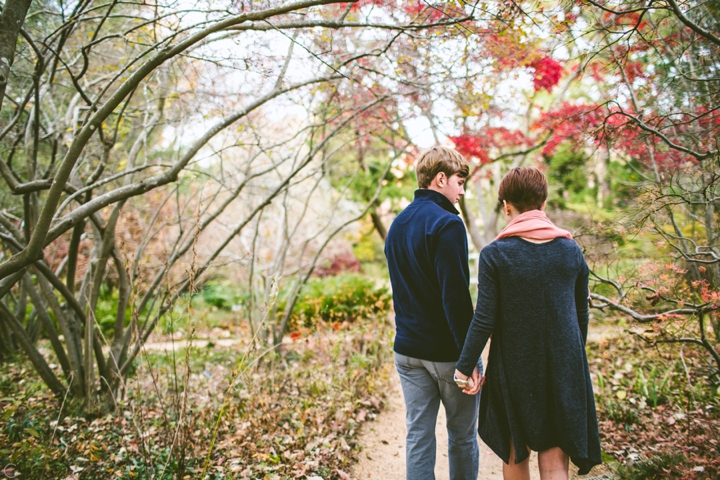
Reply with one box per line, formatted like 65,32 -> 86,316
424,186 -> 451,202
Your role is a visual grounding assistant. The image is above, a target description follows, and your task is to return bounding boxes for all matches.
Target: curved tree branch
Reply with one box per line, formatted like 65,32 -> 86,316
0,0 -> 349,282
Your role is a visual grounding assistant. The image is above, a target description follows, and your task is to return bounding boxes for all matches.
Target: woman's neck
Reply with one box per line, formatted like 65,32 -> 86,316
503,206 -> 553,243
520,237 -> 554,244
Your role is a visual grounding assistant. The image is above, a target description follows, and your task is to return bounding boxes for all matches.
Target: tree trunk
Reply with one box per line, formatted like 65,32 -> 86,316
0,312 -> 15,357
370,210 -> 387,241
22,271 -> 74,379
0,0 -> 33,112
459,197 -> 484,253
0,301 -> 66,396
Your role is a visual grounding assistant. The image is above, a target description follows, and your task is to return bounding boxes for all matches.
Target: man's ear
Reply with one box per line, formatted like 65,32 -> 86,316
540,201 -> 547,211
435,172 -> 446,187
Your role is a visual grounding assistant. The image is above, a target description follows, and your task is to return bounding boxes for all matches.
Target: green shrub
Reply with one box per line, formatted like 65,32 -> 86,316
95,285 -> 131,337
153,281 -> 243,335
280,273 -> 391,329
200,281 -> 238,310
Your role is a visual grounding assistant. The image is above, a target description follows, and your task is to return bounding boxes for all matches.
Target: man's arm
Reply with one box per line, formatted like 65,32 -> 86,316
433,218 -> 474,352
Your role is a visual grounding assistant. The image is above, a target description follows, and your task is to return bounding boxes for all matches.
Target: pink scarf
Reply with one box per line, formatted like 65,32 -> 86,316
494,209 -> 572,242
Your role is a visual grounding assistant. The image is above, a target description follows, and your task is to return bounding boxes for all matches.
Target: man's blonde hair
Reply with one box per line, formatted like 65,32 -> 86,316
415,146 -> 470,188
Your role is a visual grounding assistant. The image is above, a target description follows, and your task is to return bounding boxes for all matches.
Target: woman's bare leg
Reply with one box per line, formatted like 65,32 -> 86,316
538,447 -> 569,480
502,442 -> 530,480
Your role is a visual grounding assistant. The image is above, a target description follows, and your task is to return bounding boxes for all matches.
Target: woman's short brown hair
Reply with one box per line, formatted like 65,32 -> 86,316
415,146 -> 470,188
498,167 -> 548,213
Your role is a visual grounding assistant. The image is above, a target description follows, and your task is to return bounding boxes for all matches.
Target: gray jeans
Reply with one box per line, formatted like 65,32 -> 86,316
394,352 -> 481,480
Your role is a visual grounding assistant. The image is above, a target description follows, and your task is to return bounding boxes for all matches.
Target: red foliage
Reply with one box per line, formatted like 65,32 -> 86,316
694,107 -> 720,149
347,0 -> 385,12
43,232 -> 92,282
450,128 -> 532,164
624,61 -> 645,83
484,33 -> 531,69
534,102 -> 701,170
530,57 -> 563,92
601,11 -> 649,31
449,134 -> 490,163
401,1 -> 457,22
587,61 -> 608,82
314,251 -> 362,277
320,76 -> 398,147
404,2 -> 424,16
532,103 -> 605,156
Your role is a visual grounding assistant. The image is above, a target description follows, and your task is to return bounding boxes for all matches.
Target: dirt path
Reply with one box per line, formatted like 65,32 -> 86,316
351,371 -> 541,480
351,321 -> 621,480
141,337 -> 243,351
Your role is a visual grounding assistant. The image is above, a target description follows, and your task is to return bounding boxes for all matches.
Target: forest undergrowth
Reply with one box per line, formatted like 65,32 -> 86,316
0,318 -> 393,479
2,315 -> 719,479
588,321 -> 720,480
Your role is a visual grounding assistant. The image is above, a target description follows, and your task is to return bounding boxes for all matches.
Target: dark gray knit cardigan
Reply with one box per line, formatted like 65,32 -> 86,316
456,236 -> 601,475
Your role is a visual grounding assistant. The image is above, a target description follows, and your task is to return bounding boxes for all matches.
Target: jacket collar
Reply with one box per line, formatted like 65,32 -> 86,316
413,189 -> 460,215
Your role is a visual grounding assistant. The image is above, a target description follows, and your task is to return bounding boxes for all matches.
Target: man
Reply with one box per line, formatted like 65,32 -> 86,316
385,146 -> 483,480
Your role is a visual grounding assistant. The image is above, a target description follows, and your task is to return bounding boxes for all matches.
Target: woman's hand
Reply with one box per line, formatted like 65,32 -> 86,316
467,365 -> 485,395
455,367 -> 485,395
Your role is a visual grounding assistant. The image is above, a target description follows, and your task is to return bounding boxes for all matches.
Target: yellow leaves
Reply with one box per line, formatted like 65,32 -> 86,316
456,94 -> 491,118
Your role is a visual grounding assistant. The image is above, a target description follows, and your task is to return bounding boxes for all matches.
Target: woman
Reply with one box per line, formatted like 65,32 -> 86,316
454,167 -> 601,480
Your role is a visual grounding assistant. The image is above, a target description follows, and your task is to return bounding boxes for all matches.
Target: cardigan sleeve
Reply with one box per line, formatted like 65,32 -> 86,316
456,245 -> 497,376
575,252 -> 590,345
433,218 -> 474,352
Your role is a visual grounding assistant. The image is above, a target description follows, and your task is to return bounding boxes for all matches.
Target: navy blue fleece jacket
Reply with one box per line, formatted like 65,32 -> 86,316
385,189 -> 473,362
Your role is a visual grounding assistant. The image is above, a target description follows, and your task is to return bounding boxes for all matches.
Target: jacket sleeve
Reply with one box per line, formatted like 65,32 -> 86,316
575,251 -> 590,345
433,218 -> 474,353
456,245 -> 497,376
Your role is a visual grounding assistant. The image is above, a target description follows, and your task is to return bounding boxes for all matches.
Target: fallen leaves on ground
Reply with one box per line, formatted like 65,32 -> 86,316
0,319 -> 392,479
588,330 -> 720,479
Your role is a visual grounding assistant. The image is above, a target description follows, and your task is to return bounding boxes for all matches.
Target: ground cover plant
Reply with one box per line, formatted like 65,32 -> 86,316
0,316 -> 393,479
588,319 -> 720,479
279,273 -> 392,330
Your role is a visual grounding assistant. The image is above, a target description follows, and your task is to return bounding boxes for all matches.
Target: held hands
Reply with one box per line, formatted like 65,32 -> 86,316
454,366 -> 485,395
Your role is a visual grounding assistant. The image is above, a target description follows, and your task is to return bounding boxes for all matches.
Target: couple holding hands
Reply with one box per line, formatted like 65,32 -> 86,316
384,147 -> 601,480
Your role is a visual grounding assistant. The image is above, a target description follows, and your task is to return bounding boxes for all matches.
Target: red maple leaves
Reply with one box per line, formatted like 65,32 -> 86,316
533,102 -> 699,169
346,0 -> 385,12
451,100 -> 704,172
530,57 -> 564,92
449,134 -> 490,163
449,128 -> 532,164
533,103 -> 605,156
